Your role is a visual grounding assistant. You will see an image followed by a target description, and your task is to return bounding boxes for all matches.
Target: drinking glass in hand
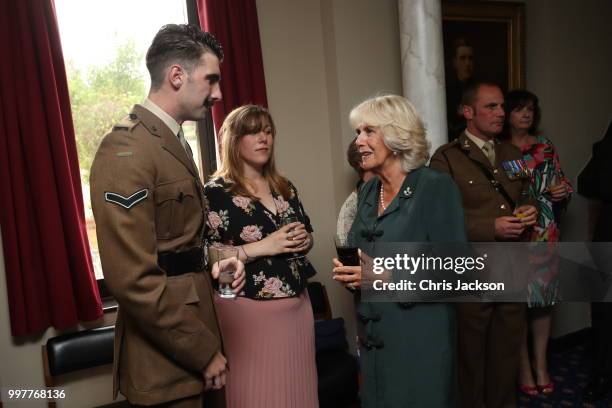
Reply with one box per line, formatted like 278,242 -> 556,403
208,246 -> 238,299
548,172 -> 560,192
280,215 -> 300,230
281,215 -> 304,260
334,234 -> 360,266
547,172 -> 565,200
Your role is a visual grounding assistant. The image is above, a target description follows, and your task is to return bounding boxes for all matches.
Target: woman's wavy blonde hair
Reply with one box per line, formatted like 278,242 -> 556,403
213,105 -> 291,199
349,94 -> 430,172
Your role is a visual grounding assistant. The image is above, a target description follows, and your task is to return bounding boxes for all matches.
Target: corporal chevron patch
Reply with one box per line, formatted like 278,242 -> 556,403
104,189 -> 149,209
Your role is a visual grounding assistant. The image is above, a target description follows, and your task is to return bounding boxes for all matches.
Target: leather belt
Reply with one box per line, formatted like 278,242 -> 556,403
158,247 -> 205,277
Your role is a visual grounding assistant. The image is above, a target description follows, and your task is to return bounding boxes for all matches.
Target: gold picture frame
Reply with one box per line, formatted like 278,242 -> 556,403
442,1 -> 525,90
442,1 -> 525,140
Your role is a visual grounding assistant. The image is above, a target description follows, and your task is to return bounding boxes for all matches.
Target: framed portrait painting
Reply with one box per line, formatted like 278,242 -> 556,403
442,1 -> 525,140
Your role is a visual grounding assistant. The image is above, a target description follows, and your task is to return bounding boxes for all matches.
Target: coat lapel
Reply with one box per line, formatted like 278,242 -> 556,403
493,137 -> 506,167
358,171 -> 419,221
355,179 -> 378,229
380,170 -> 418,218
495,139 -> 515,166
132,105 -> 199,177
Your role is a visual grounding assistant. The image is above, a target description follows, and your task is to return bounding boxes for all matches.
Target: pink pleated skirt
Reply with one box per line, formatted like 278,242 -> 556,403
214,292 -> 319,408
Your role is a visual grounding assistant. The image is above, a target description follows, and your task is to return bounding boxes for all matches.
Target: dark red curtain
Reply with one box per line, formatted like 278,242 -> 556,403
0,0 -> 103,336
197,0 -> 269,135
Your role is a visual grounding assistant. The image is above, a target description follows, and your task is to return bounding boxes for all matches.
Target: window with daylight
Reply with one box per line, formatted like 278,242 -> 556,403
55,0 -> 204,281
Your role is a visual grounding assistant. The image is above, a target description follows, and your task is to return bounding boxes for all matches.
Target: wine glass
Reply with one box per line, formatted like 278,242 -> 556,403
208,246 -> 238,299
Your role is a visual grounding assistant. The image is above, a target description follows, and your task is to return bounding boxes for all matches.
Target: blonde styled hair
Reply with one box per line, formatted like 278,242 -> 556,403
349,94 -> 430,172
213,105 -> 291,199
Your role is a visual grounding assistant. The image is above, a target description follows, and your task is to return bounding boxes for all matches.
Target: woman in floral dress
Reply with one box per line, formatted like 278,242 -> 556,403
504,90 -> 573,396
203,105 -> 318,408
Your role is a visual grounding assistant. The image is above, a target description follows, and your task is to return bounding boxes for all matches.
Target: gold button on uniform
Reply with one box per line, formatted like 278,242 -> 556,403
493,169 -> 498,174
469,180 -> 474,185
500,204 -> 506,210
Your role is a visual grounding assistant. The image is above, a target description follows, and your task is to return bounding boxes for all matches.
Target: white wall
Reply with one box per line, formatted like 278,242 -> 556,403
255,0 -> 403,352
522,0 -> 612,336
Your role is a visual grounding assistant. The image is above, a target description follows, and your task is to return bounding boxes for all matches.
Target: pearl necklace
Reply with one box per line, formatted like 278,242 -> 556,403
379,184 -> 387,211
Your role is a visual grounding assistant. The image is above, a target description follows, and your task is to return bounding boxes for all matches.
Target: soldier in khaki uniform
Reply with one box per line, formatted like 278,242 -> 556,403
430,83 -> 538,407
90,25 -> 245,408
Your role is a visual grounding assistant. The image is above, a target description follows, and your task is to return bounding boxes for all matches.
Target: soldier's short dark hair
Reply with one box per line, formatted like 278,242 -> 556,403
146,24 -> 223,90
460,82 -> 501,108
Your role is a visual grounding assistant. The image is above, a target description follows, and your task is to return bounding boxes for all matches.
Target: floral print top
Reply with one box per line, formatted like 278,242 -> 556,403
521,135 -> 573,243
521,135 -> 573,307
204,177 -> 316,300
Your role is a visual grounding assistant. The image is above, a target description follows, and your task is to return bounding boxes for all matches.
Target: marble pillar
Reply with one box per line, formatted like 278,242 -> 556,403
398,0 -> 447,151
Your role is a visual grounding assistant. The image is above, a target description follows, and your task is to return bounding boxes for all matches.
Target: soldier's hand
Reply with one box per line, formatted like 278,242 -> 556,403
212,371 -> 227,390
513,205 -> 537,226
203,351 -> 227,390
210,256 -> 245,294
494,216 -> 525,240
230,258 -> 246,294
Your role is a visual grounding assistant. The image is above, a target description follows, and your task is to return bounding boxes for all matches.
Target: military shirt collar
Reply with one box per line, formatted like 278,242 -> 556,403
464,129 -> 494,151
142,98 -> 181,137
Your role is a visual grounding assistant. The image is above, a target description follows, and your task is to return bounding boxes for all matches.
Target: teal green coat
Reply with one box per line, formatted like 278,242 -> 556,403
349,167 -> 467,408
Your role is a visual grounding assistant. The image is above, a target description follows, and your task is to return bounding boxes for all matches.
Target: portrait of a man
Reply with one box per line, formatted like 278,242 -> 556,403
445,37 -> 476,141
442,2 -> 525,141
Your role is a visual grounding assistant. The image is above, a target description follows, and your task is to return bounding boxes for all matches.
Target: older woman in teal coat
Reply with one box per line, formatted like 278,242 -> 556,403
333,95 -> 466,407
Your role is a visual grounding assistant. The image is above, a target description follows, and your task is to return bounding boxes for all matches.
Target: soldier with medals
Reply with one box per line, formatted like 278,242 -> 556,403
430,82 -> 538,408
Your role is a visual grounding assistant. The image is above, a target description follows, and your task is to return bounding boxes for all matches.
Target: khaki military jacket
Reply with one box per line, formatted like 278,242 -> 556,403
90,105 -> 221,405
430,132 -> 532,242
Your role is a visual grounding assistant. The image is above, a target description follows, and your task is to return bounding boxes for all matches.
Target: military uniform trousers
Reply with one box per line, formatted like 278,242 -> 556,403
456,302 -> 525,408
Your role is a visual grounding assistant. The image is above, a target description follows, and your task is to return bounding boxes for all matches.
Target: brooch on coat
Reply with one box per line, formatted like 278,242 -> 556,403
402,186 -> 413,197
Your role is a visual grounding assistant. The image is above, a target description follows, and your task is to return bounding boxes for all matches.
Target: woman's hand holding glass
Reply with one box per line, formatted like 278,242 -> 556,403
287,223 -> 312,253
547,173 -> 569,202
260,222 -> 308,256
549,183 -> 568,202
333,250 -> 392,289
332,256 -> 362,289
332,248 -> 375,289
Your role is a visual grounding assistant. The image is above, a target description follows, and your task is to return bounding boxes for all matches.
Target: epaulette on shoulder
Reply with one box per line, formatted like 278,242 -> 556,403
112,113 -> 139,132
437,139 -> 460,151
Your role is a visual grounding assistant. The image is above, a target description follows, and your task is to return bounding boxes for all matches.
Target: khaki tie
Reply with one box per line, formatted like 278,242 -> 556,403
178,127 -> 199,170
482,140 -> 496,166
178,127 -> 189,152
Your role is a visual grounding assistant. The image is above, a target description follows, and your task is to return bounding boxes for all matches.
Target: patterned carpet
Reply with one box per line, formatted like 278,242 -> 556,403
518,340 -> 612,407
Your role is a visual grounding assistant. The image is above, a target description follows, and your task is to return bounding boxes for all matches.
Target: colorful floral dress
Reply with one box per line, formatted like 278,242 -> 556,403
204,177 -> 316,299
521,135 -> 573,306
